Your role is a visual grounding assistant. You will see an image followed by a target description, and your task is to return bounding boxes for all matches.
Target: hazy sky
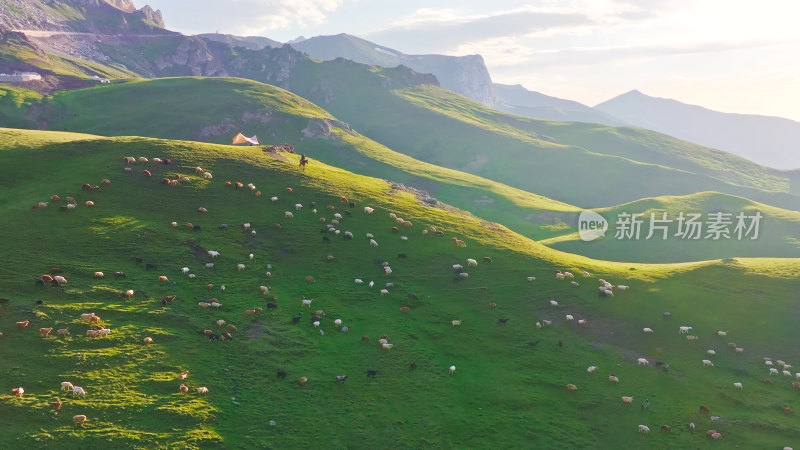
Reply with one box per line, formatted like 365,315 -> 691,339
141,0 -> 800,121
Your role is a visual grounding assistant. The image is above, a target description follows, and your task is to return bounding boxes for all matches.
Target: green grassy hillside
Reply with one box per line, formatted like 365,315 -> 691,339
539,191 -> 800,262
12,77 -> 581,241
1,128 -> 799,448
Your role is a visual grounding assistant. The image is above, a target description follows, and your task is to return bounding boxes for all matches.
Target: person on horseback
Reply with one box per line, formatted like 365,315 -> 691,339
299,154 -> 309,171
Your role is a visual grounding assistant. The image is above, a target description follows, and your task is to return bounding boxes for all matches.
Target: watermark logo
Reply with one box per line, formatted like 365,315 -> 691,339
578,210 -> 608,242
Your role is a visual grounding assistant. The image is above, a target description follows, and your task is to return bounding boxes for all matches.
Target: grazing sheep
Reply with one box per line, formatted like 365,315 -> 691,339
73,415 -> 88,426
364,207 -> 374,214
334,319 -> 342,326
637,358 -> 649,366
716,330 -> 727,336
449,365 -> 456,375
203,172 -> 213,180
177,371 -> 189,380
16,320 -> 30,328
679,326 -> 692,334
181,267 -> 190,275
94,271 -> 104,278
298,377 -> 308,385
57,328 -> 69,336
565,314 -> 574,321
643,327 -> 654,333
285,211 -> 294,219
587,366 -> 597,373
382,343 -> 394,350
85,201 -> 94,207
549,300 -> 559,306
197,387 -> 209,395
733,382 -> 743,389
179,384 -> 189,394
566,384 -> 578,391
638,425 -> 650,434
302,299 -> 313,307
707,350 -> 716,355
61,381 -> 73,391
466,258 -> 477,267
380,289 -> 389,296
336,375 -> 347,383
452,320 -> 462,326
784,370 -> 793,376
370,239 -> 379,247
40,327 -> 53,337
72,386 -> 86,396
702,360 -> 714,367
735,347 -> 744,353
158,275 -> 168,283
622,396 -> 634,403
143,337 -> 154,345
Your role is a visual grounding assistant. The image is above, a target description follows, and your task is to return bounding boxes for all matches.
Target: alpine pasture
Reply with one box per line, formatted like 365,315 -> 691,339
0,128 -> 799,448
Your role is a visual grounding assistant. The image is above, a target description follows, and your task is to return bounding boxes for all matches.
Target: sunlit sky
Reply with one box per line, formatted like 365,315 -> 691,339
141,0 -> 800,121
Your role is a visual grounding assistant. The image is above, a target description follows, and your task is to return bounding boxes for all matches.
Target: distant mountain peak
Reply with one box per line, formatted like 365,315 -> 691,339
287,36 -> 306,44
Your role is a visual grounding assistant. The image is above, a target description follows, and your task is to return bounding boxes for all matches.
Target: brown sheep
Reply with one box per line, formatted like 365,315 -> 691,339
143,336 -> 153,345
298,377 -> 308,385
51,400 -> 62,410
179,384 -> 189,394
177,371 -> 189,380
73,414 -> 87,426
39,327 -> 53,337
566,384 -> 578,391
361,336 -> 370,343
57,328 -> 70,336
16,320 -> 30,328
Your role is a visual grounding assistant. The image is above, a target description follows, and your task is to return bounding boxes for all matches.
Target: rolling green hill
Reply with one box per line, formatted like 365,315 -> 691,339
3,77 -> 581,243
1,127 -> 799,448
6,76 -> 800,263
539,191 -> 800,262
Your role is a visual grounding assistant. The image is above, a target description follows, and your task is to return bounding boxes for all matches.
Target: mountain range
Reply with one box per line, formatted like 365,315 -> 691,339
596,90 -> 800,169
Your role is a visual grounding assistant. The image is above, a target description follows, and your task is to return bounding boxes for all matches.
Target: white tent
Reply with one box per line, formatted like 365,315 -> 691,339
232,133 -> 260,145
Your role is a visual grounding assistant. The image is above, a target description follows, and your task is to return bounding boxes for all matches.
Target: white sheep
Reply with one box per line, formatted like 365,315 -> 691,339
370,239 -> 378,247
733,382 -> 743,389
181,267 -> 190,275
243,223 -> 251,230
702,359 -> 714,367
637,358 -> 649,366
237,263 -> 246,271
72,386 -> 86,396
355,279 -> 363,284
783,370 -> 792,376
295,203 -> 303,211
458,272 -> 468,278
249,253 -> 254,260
638,425 -> 650,434
364,207 -> 374,214
334,319 -> 342,326
334,213 -> 342,220
617,285 -> 629,290
366,233 -> 374,238
203,172 -> 213,180
380,289 -> 389,296
570,281 -> 579,286
285,211 -> 294,219
369,281 -> 374,288
587,365 -> 597,373
382,343 -> 393,350
449,365 -> 456,375
716,330 -> 727,336
61,381 -> 74,391
643,327 -> 653,333
452,320 -> 461,326
577,319 -> 586,325
466,258 -> 477,267
527,276 -> 536,282
707,349 -> 716,355
565,314 -> 574,321
679,326 -> 692,334
208,250 -> 220,258
271,196 -> 278,202
205,262 -> 214,269
621,396 -> 633,403
549,300 -> 559,306
313,321 -> 320,328
302,299 -> 313,307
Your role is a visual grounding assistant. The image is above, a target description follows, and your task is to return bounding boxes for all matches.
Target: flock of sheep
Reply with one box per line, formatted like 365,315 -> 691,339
13,153 -> 798,447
